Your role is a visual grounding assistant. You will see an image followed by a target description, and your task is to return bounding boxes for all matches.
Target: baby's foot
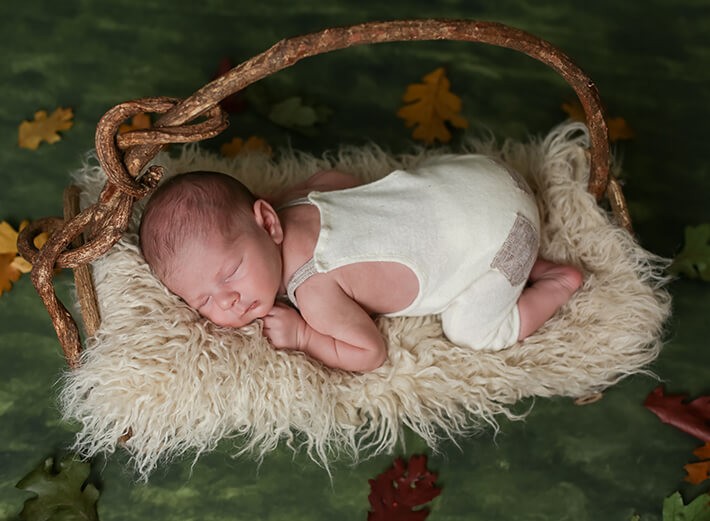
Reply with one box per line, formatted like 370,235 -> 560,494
517,259 -> 583,340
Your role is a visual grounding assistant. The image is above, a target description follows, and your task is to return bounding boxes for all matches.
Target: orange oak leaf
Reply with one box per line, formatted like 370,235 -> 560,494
684,461 -> 710,485
397,67 -> 468,145
0,220 -> 49,296
606,117 -> 635,141
561,101 -> 634,142
684,442 -> 710,485
220,136 -> 272,158
18,107 -> 74,150
118,112 -> 152,135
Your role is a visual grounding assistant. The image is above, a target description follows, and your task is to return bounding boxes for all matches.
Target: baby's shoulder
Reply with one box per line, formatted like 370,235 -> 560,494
302,169 -> 361,192
293,273 -> 361,325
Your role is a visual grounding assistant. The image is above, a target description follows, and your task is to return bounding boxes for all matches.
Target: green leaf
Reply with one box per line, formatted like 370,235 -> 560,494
16,455 -> 100,521
670,224 -> 710,281
244,83 -> 332,136
268,96 -> 332,135
663,492 -> 710,521
269,96 -> 319,127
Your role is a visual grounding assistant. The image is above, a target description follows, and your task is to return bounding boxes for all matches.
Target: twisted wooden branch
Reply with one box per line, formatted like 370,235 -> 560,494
17,19 -> 618,367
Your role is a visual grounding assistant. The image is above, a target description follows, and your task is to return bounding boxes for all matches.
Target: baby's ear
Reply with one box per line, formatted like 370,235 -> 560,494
253,199 -> 283,244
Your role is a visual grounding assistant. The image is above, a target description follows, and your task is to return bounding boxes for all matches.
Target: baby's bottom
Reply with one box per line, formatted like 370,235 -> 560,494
440,258 -> 582,350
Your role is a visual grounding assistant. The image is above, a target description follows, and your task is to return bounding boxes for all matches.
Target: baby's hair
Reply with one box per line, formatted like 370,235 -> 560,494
139,171 -> 257,282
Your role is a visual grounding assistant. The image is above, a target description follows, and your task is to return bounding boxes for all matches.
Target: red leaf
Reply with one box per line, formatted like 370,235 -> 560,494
644,386 -> 710,441
212,57 -> 247,113
368,455 -> 441,521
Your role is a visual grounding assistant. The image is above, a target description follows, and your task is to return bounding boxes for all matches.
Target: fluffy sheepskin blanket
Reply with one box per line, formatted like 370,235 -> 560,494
60,123 -> 671,480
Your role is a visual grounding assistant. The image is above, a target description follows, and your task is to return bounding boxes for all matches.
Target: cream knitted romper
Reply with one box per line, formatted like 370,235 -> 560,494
284,154 -> 540,350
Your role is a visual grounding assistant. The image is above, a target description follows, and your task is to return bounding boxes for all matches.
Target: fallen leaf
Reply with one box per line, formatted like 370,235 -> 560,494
0,220 -> 49,296
16,455 -> 100,521
118,112 -> 152,134
268,96 -> 332,135
685,461 -> 710,485
368,455 -> 441,521
397,67 -> 468,145
644,386 -> 710,442
213,57 -> 248,113
18,107 -> 74,150
561,101 -> 634,142
0,254 -> 22,296
662,491 -> 710,521
670,224 -> 710,281
0,220 -> 22,254
220,136 -> 272,158
607,117 -> 635,141
684,442 -> 710,485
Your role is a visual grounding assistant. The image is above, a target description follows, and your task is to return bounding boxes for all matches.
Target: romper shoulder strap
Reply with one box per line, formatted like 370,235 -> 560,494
286,258 -> 318,307
276,196 -> 311,212
278,194 -> 317,307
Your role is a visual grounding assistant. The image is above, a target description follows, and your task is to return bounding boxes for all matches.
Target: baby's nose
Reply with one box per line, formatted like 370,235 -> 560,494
216,291 -> 239,310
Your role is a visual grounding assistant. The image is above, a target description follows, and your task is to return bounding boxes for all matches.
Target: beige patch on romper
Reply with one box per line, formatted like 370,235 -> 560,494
490,213 -> 539,286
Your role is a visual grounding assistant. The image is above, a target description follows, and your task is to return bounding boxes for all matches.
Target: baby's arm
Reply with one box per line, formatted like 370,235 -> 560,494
262,280 -> 386,372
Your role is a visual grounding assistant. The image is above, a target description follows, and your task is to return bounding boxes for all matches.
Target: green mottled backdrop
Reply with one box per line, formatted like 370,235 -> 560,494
1,1 -> 709,520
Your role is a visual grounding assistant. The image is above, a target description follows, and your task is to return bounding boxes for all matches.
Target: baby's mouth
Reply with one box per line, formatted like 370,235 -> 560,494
241,301 -> 258,316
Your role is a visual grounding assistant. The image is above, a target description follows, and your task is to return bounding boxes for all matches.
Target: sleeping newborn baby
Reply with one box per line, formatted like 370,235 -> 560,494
139,155 -> 582,372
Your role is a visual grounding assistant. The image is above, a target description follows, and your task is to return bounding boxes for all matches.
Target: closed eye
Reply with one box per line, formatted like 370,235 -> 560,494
225,263 -> 241,281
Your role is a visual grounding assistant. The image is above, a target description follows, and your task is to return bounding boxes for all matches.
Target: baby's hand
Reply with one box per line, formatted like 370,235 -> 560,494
262,302 -> 306,350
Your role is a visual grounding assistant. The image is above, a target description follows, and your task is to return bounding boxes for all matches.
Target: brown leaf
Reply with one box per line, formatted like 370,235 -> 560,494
561,101 -> 634,142
644,386 -> 710,441
397,67 -> 468,145
18,107 -> 74,150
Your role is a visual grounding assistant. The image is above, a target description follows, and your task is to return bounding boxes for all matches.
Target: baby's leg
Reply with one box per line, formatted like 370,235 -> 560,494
517,258 -> 583,341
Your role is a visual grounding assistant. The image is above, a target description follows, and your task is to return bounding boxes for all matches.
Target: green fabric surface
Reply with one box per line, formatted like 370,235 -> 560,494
1,1 -> 708,519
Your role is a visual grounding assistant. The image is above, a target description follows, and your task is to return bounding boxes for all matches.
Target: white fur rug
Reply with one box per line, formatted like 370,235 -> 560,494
60,123 -> 671,480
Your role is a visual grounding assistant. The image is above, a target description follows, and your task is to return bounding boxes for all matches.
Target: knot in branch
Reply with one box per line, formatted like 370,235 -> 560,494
96,96 -> 228,199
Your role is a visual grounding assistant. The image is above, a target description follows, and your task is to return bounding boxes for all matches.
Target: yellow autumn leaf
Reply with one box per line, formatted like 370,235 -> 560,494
397,67 -> 468,145
18,107 -> 74,150
220,136 -> 272,158
119,112 -> 152,134
561,101 -> 634,142
0,253 -> 22,297
0,220 -> 50,295
0,221 -> 20,254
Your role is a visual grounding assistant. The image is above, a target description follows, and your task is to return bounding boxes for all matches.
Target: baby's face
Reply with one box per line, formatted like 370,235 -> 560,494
165,224 -> 283,328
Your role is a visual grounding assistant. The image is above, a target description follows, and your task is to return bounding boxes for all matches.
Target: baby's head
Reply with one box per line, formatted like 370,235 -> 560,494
140,171 -> 284,327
